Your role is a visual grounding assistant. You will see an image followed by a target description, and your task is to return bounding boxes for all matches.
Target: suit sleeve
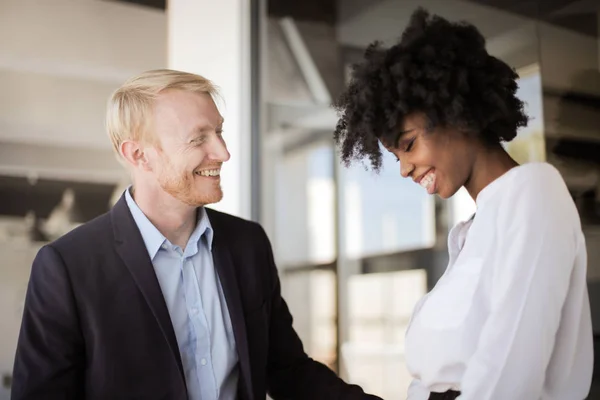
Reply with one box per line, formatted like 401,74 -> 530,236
258,227 -> 382,400
12,245 -> 85,399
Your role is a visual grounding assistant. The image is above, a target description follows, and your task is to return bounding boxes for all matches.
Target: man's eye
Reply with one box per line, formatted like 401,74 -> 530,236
405,138 -> 415,152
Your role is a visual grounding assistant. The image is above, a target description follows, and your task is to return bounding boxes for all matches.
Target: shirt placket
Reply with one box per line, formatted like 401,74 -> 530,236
182,249 -> 217,400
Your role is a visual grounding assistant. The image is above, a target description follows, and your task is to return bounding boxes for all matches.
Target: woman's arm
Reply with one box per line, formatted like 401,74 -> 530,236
458,166 -> 581,399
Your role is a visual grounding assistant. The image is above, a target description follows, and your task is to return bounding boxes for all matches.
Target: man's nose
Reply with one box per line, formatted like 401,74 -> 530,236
208,136 -> 231,162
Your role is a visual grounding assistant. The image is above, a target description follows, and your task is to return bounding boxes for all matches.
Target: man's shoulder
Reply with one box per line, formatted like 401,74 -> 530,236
50,211 -> 113,252
205,207 -> 261,230
205,208 -> 267,240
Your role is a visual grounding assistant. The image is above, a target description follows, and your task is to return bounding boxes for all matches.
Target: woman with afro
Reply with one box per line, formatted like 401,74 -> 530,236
334,8 -> 593,400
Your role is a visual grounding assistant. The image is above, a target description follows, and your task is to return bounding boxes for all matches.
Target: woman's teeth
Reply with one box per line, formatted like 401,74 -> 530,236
420,172 -> 435,191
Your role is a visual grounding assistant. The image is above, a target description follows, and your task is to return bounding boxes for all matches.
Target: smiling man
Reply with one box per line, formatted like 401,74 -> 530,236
11,69 -> 381,400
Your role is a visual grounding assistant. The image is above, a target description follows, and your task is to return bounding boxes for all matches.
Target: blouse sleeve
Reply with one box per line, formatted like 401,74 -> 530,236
458,165 -> 580,400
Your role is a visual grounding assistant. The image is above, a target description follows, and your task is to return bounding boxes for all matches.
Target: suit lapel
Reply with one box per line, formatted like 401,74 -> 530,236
110,195 -> 187,390
209,211 -> 254,400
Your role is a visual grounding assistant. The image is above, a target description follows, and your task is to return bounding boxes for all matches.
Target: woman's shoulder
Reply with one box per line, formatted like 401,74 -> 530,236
510,162 -> 564,183
477,162 -> 569,208
489,162 -> 570,202
493,162 -> 580,228
508,162 -> 571,202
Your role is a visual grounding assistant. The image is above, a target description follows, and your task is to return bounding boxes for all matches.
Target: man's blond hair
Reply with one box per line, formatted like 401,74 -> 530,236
106,69 -> 219,157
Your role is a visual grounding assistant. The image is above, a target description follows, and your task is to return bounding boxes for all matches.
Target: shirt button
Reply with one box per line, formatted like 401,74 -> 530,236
191,308 -> 199,315
161,244 -> 168,250
200,358 -> 207,366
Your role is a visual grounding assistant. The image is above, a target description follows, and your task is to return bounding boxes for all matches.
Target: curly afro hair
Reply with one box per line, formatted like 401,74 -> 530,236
333,7 -> 529,171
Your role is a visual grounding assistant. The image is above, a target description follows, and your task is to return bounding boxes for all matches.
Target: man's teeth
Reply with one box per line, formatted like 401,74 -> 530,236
420,172 -> 435,190
196,169 -> 220,177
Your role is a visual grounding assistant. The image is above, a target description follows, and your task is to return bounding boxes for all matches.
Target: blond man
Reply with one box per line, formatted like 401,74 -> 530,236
12,70 -> 381,400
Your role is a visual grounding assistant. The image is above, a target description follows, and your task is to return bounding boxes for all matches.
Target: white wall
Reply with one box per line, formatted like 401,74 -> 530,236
0,0 -> 167,183
168,0 -> 252,218
0,0 -> 165,82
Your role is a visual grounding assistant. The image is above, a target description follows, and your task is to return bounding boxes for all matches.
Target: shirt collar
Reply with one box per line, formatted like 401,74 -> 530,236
124,186 -> 213,260
189,206 -> 214,253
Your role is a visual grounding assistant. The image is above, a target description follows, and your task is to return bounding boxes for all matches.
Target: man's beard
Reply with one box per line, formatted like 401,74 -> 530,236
156,155 -> 223,207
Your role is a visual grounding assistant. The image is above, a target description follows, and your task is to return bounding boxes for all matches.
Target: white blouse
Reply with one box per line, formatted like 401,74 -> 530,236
405,162 -> 594,400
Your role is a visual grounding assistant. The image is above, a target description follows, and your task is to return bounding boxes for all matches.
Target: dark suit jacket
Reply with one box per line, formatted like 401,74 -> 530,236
12,195 -> 381,400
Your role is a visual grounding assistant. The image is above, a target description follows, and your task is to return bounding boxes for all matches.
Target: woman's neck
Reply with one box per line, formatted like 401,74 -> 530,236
464,145 -> 518,201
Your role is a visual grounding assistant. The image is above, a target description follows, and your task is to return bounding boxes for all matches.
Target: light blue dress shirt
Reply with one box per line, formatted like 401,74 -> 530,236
125,189 -> 239,400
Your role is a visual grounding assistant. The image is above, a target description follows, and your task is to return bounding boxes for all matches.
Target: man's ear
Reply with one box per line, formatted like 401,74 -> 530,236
119,140 -> 152,172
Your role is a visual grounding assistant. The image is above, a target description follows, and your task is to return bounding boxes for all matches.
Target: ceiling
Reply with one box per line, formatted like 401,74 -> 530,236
470,0 -> 598,17
110,0 -> 166,10
107,0 -> 599,38
269,0 -> 336,24
468,0 -> 600,37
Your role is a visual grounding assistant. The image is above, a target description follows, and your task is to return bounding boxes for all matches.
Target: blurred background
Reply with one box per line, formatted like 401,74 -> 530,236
1,0 -> 600,399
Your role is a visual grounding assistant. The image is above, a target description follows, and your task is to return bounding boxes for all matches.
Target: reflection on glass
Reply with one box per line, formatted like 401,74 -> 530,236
505,64 -> 546,164
275,143 -> 336,265
341,145 -> 435,258
342,269 -> 427,398
280,269 -> 337,369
